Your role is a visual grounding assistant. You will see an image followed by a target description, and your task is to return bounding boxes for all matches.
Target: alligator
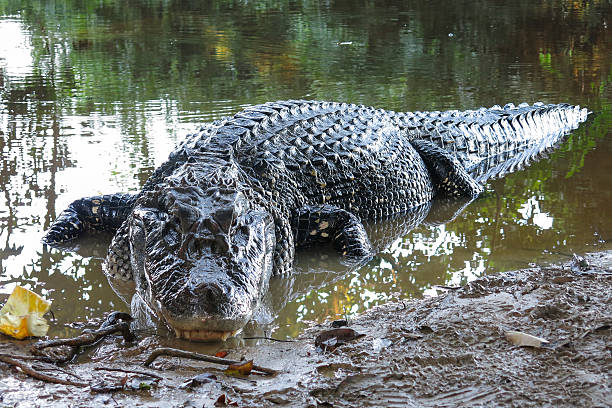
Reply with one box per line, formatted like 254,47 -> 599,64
42,100 -> 588,341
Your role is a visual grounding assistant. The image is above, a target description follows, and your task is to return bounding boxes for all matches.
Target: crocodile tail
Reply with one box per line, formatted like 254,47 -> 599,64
400,103 -> 589,183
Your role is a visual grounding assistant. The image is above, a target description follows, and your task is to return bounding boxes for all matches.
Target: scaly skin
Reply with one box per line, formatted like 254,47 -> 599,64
42,100 -> 589,341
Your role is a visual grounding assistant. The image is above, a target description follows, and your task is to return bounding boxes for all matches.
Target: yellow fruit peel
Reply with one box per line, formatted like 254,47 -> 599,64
0,286 -> 52,339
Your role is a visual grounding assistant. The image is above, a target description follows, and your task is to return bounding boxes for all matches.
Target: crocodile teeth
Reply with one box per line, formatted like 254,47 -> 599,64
173,328 -> 235,342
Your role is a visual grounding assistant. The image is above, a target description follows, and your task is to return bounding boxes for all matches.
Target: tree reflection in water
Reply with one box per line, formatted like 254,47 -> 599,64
0,0 -> 610,338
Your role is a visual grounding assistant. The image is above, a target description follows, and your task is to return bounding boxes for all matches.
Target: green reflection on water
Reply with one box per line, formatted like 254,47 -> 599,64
0,0 -> 611,340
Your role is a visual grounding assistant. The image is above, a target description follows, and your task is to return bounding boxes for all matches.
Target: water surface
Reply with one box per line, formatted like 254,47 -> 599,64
0,0 -> 611,341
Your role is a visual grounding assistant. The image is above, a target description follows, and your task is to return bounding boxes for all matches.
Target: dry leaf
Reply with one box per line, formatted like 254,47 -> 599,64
505,330 -> 549,348
225,360 -> 253,376
215,351 -> 228,358
0,286 -> 52,339
215,394 -> 238,406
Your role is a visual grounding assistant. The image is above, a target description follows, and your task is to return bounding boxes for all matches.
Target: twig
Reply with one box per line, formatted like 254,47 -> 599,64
242,336 -> 295,343
31,322 -> 134,363
0,355 -> 87,387
94,366 -> 164,381
143,347 -> 278,376
0,353 -> 56,363
32,364 -> 84,380
578,323 -> 611,339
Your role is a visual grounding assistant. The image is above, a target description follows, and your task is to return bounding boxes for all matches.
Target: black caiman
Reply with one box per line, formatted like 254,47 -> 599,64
43,100 -> 588,341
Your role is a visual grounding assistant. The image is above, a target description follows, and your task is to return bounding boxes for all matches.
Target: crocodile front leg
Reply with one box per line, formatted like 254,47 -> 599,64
291,205 -> 373,258
43,193 -> 138,244
411,140 -> 483,198
103,219 -> 136,303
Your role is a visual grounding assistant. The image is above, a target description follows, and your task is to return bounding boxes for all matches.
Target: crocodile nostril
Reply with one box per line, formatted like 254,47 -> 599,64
191,284 -> 222,313
195,282 -> 220,296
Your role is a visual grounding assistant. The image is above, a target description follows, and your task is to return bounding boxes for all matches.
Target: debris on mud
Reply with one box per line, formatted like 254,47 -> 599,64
1,251 -> 610,407
314,328 -> 365,352
180,372 -> 217,388
330,319 -> 349,328
505,330 -> 549,348
214,394 -> 239,406
225,360 -> 253,377
0,286 -> 52,339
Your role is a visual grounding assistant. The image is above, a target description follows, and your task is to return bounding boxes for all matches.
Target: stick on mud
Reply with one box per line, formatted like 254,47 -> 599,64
0,355 -> 87,387
94,366 -> 164,381
143,347 -> 278,376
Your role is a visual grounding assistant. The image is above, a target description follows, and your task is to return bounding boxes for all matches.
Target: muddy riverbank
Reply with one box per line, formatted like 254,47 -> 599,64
1,251 -> 610,407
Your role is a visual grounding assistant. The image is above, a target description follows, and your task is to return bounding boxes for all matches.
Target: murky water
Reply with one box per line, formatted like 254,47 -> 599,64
1,0 -> 611,341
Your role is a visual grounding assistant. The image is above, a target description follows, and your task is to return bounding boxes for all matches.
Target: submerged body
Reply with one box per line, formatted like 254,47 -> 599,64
43,100 -> 588,340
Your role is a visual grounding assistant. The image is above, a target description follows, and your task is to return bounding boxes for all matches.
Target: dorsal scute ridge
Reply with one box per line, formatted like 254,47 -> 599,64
164,100 -> 586,190
462,103 -> 588,181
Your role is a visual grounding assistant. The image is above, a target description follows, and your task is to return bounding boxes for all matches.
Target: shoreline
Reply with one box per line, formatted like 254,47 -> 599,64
1,251 -> 610,407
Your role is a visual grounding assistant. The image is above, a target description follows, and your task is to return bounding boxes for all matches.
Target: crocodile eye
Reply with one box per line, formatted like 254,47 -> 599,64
232,225 -> 250,247
209,235 -> 229,254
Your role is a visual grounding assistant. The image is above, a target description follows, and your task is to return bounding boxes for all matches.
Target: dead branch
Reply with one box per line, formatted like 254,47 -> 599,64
143,347 -> 278,376
31,312 -> 135,364
0,355 -> 87,387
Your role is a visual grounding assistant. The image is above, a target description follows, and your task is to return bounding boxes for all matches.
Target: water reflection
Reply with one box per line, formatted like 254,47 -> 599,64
0,0 -> 611,340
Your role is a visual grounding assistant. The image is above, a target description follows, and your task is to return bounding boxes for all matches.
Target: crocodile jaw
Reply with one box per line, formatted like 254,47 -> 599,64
172,327 -> 238,342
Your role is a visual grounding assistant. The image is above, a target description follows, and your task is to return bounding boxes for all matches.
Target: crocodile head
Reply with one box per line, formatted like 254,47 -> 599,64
128,170 -> 276,341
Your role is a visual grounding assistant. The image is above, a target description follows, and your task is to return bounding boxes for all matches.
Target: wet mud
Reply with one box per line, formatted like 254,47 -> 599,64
1,251 -> 610,407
